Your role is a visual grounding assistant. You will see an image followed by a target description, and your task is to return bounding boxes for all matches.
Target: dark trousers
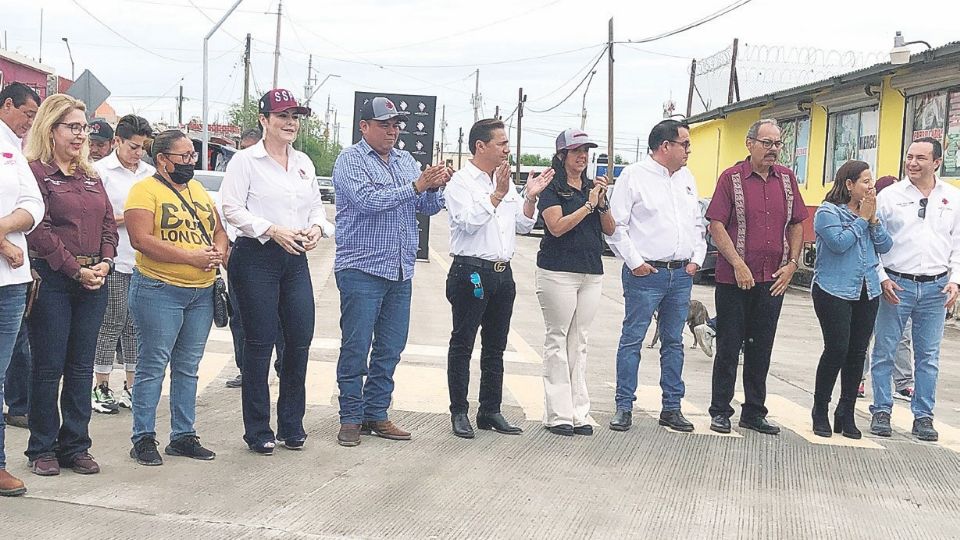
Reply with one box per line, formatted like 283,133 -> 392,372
812,284 -> 879,404
709,282 -> 784,421
446,263 -> 516,416
226,266 -> 284,373
4,323 -> 31,416
229,238 -> 314,445
26,260 -> 108,460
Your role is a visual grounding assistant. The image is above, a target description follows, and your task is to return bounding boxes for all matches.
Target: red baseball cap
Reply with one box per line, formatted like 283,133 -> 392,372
259,89 -> 311,116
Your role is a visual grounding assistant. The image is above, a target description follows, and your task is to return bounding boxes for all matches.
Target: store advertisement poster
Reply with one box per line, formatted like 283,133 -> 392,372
912,91 -> 946,140
858,108 -> 879,173
779,120 -> 797,172
833,111 -> 859,177
943,91 -> 960,178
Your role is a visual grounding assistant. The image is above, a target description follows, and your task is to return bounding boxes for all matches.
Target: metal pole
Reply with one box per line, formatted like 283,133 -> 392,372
203,0 -> 244,171
686,58 -> 696,117
581,70 -> 596,130
727,38 -> 739,105
635,137 -> 640,162
38,9 -> 43,63
305,74 -> 340,104
607,18 -> 614,179
472,69 -> 480,122
61,38 -> 74,80
178,85 -> 184,125
439,105 -> 446,163
515,88 -> 525,184
457,127 -> 463,168
242,33 -> 251,115
304,54 -> 313,106
272,0 -> 282,89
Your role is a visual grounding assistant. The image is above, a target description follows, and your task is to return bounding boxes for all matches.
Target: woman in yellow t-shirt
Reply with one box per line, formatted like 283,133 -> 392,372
124,130 -> 228,466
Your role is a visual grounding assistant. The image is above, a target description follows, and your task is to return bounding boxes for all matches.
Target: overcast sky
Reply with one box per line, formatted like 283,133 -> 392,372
3,0 -> 957,160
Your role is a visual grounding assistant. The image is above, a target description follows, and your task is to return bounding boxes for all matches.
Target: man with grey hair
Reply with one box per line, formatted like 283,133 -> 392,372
704,119 -> 808,435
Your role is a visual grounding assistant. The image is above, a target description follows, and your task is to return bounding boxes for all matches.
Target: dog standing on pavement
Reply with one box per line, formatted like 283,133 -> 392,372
648,299 -> 710,349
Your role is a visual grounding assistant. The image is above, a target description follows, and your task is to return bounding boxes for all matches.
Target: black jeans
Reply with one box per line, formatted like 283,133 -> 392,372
229,238 -> 314,445
811,284 -> 879,404
446,263 -> 516,416
709,282 -> 784,421
26,260 -> 108,460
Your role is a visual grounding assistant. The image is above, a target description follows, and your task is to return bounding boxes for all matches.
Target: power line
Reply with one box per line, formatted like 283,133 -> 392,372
71,0 -> 183,62
528,46 -> 607,104
527,46 -> 607,114
617,0 -> 754,45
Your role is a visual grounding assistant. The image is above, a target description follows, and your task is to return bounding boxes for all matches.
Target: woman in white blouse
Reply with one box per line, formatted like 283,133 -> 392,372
220,89 -> 333,455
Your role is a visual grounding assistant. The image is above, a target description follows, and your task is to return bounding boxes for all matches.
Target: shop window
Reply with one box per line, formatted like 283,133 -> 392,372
777,116 -> 811,185
825,106 -> 878,185
903,89 -> 960,179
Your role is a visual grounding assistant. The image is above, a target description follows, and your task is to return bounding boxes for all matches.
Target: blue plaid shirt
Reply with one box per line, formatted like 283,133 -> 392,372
332,138 -> 444,280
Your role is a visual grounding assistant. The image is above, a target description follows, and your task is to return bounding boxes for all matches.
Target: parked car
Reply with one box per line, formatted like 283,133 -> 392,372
193,170 -> 225,210
316,176 -> 335,203
696,197 -> 719,284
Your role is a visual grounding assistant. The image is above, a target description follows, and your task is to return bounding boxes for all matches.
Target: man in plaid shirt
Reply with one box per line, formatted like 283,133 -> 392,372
332,97 -> 450,447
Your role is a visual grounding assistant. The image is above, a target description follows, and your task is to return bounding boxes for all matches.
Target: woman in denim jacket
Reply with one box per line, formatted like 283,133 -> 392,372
811,160 -> 893,439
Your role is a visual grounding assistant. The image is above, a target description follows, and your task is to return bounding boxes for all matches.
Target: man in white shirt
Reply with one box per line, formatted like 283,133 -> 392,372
0,82 -> 41,431
444,118 -> 553,438
604,119 -> 706,433
91,115 -> 155,414
870,137 -> 960,442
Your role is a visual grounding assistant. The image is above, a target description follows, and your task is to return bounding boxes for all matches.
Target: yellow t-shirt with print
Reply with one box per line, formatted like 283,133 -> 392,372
124,176 -> 217,288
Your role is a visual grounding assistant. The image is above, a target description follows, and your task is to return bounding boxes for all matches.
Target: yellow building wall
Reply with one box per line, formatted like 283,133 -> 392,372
688,108 -> 761,197
876,75 -> 906,178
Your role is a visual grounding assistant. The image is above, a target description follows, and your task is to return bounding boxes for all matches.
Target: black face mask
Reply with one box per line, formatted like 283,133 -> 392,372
167,163 -> 194,185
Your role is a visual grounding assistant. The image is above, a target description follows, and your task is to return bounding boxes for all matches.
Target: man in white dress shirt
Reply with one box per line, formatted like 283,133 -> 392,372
604,119 -> 706,433
870,137 -> 960,442
444,118 -> 553,438
0,82 -> 40,431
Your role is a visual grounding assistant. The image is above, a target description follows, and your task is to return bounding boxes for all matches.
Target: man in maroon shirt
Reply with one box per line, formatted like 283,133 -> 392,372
705,119 -> 808,435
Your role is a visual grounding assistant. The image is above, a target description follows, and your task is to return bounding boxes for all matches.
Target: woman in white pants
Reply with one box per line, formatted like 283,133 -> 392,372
536,129 -> 616,436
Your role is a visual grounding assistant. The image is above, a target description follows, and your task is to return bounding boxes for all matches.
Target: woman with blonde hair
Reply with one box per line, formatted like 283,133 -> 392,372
23,94 -> 118,476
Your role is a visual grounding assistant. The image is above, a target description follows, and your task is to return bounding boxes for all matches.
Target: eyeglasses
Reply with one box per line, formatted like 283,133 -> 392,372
158,151 -> 199,164
667,140 -> 691,150
470,272 -> 484,299
55,122 -> 91,136
918,197 -> 928,219
748,137 -> 784,149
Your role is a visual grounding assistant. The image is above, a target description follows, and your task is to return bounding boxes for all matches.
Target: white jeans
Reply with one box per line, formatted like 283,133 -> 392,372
536,268 -> 603,427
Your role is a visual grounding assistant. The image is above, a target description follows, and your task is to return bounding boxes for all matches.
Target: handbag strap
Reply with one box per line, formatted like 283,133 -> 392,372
154,174 -> 213,246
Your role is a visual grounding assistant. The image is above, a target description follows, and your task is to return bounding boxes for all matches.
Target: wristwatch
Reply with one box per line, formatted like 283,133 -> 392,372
103,258 -> 115,275
787,258 -> 799,268
411,181 -> 421,195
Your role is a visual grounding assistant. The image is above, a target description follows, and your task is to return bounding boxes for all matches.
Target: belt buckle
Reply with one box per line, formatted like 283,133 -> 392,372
493,261 -> 507,273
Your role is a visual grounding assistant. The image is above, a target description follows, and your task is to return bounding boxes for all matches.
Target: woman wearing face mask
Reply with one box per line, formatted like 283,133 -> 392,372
536,129 -> 616,436
23,94 -> 118,476
810,160 -> 892,439
91,114 -> 155,415
221,89 -> 333,454
125,129 -> 227,466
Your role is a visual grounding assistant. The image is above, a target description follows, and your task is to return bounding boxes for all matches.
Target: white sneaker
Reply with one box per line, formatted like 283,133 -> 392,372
694,324 -> 715,357
91,383 -> 120,414
119,384 -> 133,409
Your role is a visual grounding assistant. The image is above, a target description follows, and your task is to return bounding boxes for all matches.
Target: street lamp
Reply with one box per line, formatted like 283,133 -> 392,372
61,37 -> 74,80
202,0 -> 244,170
890,31 -> 932,65
305,73 -> 340,105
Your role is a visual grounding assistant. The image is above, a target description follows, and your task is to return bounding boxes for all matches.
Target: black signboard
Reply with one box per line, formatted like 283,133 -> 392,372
352,92 -> 437,261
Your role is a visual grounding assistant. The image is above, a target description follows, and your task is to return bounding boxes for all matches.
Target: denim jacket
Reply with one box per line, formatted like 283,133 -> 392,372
813,202 -> 893,300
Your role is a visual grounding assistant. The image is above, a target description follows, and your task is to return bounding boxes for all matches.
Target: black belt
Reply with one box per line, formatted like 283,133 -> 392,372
884,268 -> 948,283
453,255 -> 510,272
649,259 -> 690,270
29,251 -> 101,266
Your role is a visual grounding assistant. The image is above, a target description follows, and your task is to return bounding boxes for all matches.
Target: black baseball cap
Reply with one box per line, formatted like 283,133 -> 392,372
89,119 -> 114,141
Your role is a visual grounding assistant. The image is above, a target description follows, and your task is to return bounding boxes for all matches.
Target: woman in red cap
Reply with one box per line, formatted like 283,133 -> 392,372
220,89 -> 334,454
536,129 -> 615,436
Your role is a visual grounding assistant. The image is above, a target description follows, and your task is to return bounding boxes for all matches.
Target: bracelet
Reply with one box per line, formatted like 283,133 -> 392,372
787,258 -> 799,268
411,181 -> 421,195
584,201 -> 595,213
524,195 -> 537,203
491,192 -> 504,202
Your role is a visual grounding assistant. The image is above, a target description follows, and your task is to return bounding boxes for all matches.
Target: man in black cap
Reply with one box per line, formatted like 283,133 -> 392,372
331,96 -> 450,446
88,118 -> 114,162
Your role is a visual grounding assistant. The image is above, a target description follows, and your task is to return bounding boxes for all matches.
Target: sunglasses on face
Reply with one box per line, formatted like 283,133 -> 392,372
470,272 -> 484,299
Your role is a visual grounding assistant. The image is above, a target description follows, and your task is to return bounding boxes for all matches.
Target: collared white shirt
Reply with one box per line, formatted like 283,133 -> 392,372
445,160 -> 537,262
0,120 -> 22,153
0,139 -> 44,286
604,157 -> 706,270
94,150 -> 155,273
877,177 -> 960,284
220,140 -> 334,243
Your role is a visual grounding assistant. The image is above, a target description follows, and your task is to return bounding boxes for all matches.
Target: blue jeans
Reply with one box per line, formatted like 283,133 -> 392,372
129,270 -> 213,443
227,265 -> 285,373
870,274 -> 948,419
335,268 -> 411,425
229,238 -> 314,445
614,264 -> 693,411
4,322 -> 30,416
0,284 -> 26,469
26,261 -> 108,461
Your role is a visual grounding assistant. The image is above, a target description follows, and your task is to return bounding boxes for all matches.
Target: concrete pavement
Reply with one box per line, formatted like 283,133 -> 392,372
3,211 -> 960,539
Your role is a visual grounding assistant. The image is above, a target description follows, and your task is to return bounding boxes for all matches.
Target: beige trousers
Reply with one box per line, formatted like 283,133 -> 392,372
536,268 -> 603,427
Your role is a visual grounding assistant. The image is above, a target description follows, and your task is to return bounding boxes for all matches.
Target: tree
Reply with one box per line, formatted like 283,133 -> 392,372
227,100 -> 341,176
519,153 -> 551,166
613,154 -> 625,164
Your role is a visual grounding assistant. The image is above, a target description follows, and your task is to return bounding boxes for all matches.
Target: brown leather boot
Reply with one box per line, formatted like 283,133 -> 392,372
337,424 -> 362,447
361,420 -> 411,440
0,469 -> 26,496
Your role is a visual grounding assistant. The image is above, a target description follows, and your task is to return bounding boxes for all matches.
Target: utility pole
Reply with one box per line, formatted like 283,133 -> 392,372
686,58 -> 697,117
324,94 -> 331,137
607,18 -> 614,180
494,105 -> 500,120
177,85 -> 184,125
333,108 -> 339,145
471,69 -> 480,122
38,9 -> 43,63
457,127 -> 463,168
635,137 -> 640,162
439,105 -> 446,163
515,88 -> 526,184
272,0 -> 282,89
581,70 -> 597,130
304,54 -> 317,107
727,38 -> 739,105
243,33 -> 251,114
